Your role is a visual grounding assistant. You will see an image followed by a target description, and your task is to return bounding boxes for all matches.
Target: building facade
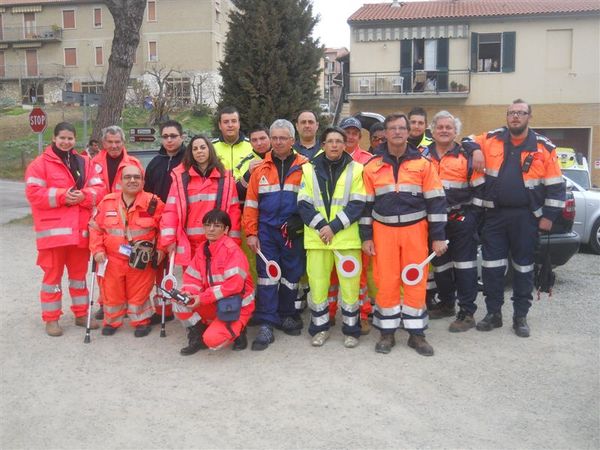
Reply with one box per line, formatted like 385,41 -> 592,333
0,0 -> 231,106
347,0 -> 600,185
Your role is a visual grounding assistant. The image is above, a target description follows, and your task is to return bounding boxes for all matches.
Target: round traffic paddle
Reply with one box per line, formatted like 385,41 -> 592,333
161,251 -> 178,293
333,250 -> 360,278
256,250 -> 281,281
401,240 -> 449,286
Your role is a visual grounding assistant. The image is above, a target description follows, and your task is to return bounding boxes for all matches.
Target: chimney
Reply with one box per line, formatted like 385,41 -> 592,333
391,0 -> 401,7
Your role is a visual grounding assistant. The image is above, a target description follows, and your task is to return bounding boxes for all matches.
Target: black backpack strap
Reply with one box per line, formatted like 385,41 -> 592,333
215,175 -> 225,210
181,170 -> 191,228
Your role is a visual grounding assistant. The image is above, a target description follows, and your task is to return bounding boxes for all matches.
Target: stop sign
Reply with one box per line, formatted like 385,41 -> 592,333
29,107 -> 47,133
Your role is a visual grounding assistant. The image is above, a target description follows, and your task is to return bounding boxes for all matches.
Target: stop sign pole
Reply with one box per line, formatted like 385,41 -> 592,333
29,107 -> 48,155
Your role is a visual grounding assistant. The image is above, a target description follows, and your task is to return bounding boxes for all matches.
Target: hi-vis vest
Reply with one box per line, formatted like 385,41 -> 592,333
298,161 -> 366,250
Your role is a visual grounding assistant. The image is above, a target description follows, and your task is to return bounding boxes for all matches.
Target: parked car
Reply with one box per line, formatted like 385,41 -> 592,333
128,148 -> 159,169
564,175 -> 600,254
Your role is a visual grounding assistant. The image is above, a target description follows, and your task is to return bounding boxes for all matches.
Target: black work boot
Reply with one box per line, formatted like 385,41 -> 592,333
407,334 -> 434,356
428,302 -> 456,320
232,328 -> 248,351
375,332 -> 396,354
180,322 -> 207,355
513,316 -> 530,338
476,312 -> 503,331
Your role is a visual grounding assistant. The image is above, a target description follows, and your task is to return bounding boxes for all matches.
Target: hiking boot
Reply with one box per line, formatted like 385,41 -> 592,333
102,325 -> 117,336
280,316 -> 303,336
343,335 -> 359,348
449,311 -> 476,333
375,333 -> 396,354
360,318 -> 371,335
311,330 -> 330,347
408,334 -> 434,356
134,325 -> 152,338
251,324 -> 274,351
476,312 -> 503,331
232,329 -> 248,351
75,315 -> 99,329
513,316 -> 530,338
94,307 -> 104,320
428,302 -> 456,320
149,313 -> 174,325
45,320 -> 63,337
180,322 -> 207,355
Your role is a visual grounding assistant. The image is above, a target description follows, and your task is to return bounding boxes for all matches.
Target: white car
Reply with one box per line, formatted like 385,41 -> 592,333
564,176 -> 600,254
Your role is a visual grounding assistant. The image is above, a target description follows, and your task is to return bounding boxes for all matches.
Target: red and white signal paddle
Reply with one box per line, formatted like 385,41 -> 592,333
333,250 -> 360,278
161,251 -> 178,293
257,250 -> 281,282
401,240 -> 450,286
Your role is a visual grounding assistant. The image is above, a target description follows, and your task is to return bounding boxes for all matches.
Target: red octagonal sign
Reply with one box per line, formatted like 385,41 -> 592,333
29,107 -> 48,133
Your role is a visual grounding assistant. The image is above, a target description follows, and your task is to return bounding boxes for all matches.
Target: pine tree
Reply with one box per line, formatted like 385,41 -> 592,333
218,0 -> 323,132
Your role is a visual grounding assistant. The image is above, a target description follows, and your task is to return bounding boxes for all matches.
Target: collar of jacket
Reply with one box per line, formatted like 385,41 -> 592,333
206,233 -> 232,257
264,149 -> 307,167
380,142 -> 422,165
217,132 -> 247,146
189,165 -> 222,179
428,142 -> 462,161
499,127 -> 538,152
158,144 -> 185,157
311,151 -> 352,178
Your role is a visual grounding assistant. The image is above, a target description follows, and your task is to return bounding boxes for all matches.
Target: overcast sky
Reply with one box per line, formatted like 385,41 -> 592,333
311,0 -> 370,49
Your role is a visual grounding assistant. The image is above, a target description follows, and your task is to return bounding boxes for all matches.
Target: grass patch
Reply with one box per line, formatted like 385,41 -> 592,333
2,107 -> 29,116
4,214 -> 33,226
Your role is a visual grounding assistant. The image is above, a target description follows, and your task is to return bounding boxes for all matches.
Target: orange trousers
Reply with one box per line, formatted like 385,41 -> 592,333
100,257 -> 155,328
37,246 -> 90,322
372,220 -> 429,333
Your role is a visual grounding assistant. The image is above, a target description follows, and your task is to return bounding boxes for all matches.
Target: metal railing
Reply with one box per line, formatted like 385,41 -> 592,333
0,63 -> 65,80
0,25 -> 63,42
348,70 -> 471,96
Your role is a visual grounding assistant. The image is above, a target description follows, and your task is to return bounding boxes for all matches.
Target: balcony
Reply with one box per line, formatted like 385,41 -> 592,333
0,63 -> 65,80
0,26 -> 63,45
347,70 -> 471,99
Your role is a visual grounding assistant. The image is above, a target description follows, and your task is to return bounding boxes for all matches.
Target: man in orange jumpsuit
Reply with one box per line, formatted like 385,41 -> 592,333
89,165 -> 165,337
361,113 -> 448,356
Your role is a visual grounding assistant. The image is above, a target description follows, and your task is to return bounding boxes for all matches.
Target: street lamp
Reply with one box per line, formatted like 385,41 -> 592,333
324,56 -> 331,113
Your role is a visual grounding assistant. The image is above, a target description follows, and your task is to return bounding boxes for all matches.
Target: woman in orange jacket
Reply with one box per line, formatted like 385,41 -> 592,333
160,135 -> 241,267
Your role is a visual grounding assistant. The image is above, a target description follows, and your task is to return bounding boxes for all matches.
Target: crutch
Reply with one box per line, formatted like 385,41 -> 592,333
159,251 -> 177,337
83,259 -> 98,344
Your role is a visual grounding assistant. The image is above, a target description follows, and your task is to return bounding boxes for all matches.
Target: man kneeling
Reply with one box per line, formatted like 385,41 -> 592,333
175,209 -> 255,354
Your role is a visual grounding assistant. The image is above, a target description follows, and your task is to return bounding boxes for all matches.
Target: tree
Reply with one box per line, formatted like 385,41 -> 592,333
91,0 -> 146,140
218,0 -> 322,131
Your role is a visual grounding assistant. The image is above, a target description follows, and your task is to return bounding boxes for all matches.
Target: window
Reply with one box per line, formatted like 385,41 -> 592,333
93,8 -> 102,28
148,41 -> 158,61
0,14 -> 4,41
471,32 -> 515,73
0,51 -> 5,78
23,12 -> 36,38
95,46 -> 103,65
81,81 -> 103,94
63,10 -> 75,29
22,83 -> 44,105
147,1 -> 157,22
64,48 -> 77,66
166,77 -> 191,104
546,29 -> 572,70
215,9 -> 221,23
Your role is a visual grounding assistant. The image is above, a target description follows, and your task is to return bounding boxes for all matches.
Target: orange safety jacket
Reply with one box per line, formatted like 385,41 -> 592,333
425,142 -> 485,211
360,144 -> 447,242
347,145 -> 372,165
89,191 -> 165,261
91,148 -> 144,194
181,234 -> 255,308
242,151 -> 308,236
25,145 -> 105,250
159,165 -> 241,265
471,127 -> 565,221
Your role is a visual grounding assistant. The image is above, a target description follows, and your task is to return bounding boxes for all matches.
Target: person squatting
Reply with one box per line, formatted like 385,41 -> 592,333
25,100 -> 565,356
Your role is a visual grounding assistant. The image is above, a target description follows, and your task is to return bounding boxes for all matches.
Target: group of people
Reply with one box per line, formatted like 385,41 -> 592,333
25,98 -> 566,357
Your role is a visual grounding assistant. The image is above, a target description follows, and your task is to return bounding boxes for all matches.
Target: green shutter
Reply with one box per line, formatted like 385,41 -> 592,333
502,31 -> 516,73
436,38 -> 449,91
400,39 -> 412,92
470,32 -> 479,72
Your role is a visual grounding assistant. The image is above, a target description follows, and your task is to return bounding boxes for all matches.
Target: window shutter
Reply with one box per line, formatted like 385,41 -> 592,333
502,31 -> 516,72
436,38 -> 449,91
470,32 -> 479,72
400,39 -> 412,92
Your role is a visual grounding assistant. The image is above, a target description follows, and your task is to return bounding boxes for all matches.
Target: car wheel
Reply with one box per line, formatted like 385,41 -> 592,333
590,218 -> 600,254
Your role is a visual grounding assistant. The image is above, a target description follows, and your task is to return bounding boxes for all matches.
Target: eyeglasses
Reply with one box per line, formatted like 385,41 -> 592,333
507,111 -> 529,117
161,134 -> 180,140
271,136 -> 291,142
123,174 -> 142,180
386,126 -> 408,132
324,139 -> 345,145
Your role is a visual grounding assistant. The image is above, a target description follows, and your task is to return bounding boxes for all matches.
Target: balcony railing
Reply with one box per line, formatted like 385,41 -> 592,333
348,70 -> 471,97
0,26 -> 63,43
0,63 -> 65,80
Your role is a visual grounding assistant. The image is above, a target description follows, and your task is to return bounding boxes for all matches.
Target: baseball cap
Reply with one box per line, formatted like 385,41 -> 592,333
339,117 -> 362,130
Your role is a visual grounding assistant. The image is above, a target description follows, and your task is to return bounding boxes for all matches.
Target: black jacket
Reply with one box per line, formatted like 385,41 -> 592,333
143,144 -> 185,202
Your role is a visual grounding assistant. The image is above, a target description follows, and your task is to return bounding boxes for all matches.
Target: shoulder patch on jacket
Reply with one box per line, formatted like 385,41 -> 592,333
94,163 -> 103,173
364,155 -> 382,167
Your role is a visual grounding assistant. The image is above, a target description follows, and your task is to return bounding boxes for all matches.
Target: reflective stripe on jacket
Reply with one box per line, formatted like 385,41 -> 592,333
25,146 -> 103,250
360,144 -> 447,242
212,136 -> 253,178
298,153 -> 366,250
471,127 -> 565,221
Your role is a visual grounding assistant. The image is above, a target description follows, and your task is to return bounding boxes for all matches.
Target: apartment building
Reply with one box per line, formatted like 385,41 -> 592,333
0,0 -> 231,106
347,0 -> 600,185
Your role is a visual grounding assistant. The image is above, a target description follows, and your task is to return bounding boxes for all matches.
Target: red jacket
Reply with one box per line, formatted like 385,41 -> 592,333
89,191 -> 165,260
160,165 -> 241,265
181,234 -> 254,311
348,146 -> 372,165
91,148 -> 143,194
25,145 -> 105,250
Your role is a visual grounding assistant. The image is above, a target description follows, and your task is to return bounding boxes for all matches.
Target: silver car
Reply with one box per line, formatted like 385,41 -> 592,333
564,176 -> 600,254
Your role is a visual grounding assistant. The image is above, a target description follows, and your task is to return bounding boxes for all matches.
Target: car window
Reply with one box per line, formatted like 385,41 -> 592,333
563,169 -> 590,190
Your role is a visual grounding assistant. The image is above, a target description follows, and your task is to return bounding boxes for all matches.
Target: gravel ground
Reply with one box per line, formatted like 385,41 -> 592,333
0,223 -> 598,450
